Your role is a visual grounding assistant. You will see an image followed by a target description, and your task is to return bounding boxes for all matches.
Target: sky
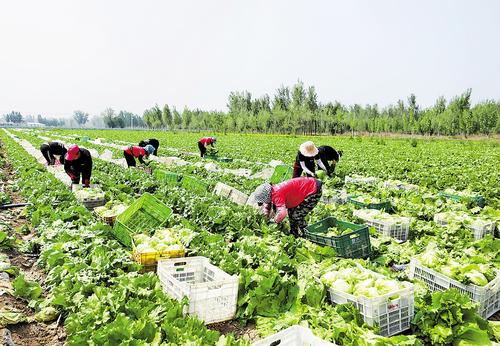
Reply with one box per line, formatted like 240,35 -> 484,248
1,0 -> 499,118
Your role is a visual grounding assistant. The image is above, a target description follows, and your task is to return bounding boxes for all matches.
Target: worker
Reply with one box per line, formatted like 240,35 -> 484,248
40,141 -> 67,166
64,145 -> 92,187
292,141 -> 328,178
138,139 -> 159,156
123,144 -> 154,167
317,146 -> 343,177
253,177 -> 323,237
197,136 -> 216,157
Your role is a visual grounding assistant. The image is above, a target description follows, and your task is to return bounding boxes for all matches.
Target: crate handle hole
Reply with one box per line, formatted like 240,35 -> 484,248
270,340 -> 282,346
174,262 -> 187,266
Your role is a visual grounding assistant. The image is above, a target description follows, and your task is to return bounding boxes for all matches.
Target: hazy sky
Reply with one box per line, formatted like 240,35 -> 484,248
1,0 -> 499,117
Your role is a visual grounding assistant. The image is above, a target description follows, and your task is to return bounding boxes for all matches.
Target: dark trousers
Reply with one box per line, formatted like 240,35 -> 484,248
198,142 -> 207,157
124,151 -> 136,167
40,144 -> 55,165
292,161 -> 316,178
288,180 -> 323,236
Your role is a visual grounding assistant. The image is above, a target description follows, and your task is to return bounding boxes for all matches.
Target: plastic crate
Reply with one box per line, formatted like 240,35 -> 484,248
305,217 -> 371,258
409,258 -> 500,318
345,175 -> 377,186
438,191 -> 485,207
112,193 -> 172,247
132,241 -> 185,266
348,196 -> 392,211
321,190 -> 349,205
182,175 -> 208,194
353,209 -> 410,242
434,212 -> 495,241
157,256 -> 239,324
327,267 -> 414,336
270,165 -> 293,184
213,182 -> 233,198
382,180 -> 418,192
72,184 -> 106,210
154,169 -> 182,186
253,326 -> 336,346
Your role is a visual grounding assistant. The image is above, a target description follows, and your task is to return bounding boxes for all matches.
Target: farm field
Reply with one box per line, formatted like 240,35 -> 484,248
0,128 -> 499,345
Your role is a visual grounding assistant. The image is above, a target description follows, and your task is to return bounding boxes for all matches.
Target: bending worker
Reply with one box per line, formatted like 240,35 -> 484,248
317,146 -> 343,177
292,141 -> 327,178
40,141 -> 67,166
123,145 -> 154,167
64,145 -> 92,187
139,138 -> 159,156
253,177 -> 323,237
197,136 -> 216,157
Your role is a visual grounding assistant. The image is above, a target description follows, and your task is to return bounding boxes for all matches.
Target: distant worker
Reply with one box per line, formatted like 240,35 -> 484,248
40,141 -> 67,166
197,136 -> 216,157
138,138 -> 159,156
253,177 -> 323,237
292,141 -> 328,178
64,145 -> 92,187
317,146 -> 343,177
123,145 -> 154,167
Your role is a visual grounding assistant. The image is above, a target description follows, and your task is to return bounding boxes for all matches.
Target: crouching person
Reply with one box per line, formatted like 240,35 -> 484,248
64,145 -> 92,187
253,177 -> 322,237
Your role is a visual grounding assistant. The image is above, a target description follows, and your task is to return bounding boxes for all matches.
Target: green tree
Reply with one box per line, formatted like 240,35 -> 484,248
162,104 -> 172,128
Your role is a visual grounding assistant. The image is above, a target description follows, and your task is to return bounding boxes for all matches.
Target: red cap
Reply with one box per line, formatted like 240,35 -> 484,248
65,145 -> 80,161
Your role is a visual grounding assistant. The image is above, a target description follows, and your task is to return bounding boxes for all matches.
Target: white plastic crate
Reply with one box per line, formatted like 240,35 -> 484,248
382,180 -> 418,192
157,256 -> 239,324
321,189 -> 349,205
434,212 -> 495,240
345,175 -> 377,185
213,182 -> 233,198
253,326 -> 336,346
327,267 -> 414,337
228,188 -> 249,206
409,258 -> 500,318
353,209 -> 410,242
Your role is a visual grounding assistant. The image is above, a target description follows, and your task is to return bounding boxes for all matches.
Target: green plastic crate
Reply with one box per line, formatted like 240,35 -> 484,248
438,191 -> 485,207
182,175 -> 208,194
270,165 -> 293,184
112,193 -> 172,247
154,169 -> 182,186
348,196 -> 392,211
305,217 -> 371,258
80,136 -> 90,143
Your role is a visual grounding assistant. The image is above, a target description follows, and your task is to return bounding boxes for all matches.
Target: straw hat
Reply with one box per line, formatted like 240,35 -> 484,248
299,141 -> 318,157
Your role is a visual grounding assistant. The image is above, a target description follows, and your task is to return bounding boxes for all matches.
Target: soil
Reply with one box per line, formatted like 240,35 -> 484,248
208,320 -> 259,342
0,151 -> 66,346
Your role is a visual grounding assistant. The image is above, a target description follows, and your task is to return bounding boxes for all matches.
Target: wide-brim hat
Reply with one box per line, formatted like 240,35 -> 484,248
299,141 -> 318,157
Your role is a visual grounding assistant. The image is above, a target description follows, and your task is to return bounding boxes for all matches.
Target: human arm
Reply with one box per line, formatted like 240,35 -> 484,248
273,206 -> 288,223
300,161 -> 315,176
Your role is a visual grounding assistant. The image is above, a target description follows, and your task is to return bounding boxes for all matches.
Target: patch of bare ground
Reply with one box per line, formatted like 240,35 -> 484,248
208,320 -> 259,343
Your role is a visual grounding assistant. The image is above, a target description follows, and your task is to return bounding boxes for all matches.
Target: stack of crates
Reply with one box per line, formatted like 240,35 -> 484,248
112,193 -> 172,247
304,217 -> 371,258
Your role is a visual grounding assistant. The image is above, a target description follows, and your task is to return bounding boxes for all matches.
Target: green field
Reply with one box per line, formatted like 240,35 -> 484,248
0,128 -> 499,345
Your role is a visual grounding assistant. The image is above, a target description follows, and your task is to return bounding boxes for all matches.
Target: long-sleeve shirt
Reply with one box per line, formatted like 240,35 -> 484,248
125,146 -> 146,164
198,137 -> 214,147
47,142 -> 67,156
318,146 -> 338,173
64,148 -> 92,182
263,177 -> 318,223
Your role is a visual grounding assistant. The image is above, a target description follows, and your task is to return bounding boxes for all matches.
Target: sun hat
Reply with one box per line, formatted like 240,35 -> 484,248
65,145 -> 80,161
299,141 -> 319,157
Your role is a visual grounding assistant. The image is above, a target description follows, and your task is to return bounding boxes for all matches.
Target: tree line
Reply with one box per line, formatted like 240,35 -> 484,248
143,82 -> 499,136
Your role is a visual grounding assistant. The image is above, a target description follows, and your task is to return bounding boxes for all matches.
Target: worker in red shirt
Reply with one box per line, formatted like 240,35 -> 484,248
197,136 -> 216,157
253,177 -> 323,237
123,145 -> 154,167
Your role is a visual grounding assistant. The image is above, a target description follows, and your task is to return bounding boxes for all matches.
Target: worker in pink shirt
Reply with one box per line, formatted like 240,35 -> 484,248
123,145 -> 154,167
197,136 -> 216,157
253,177 -> 323,237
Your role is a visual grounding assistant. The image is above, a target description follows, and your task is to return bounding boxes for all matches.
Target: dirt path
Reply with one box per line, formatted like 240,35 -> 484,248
0,147 -> 66,346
